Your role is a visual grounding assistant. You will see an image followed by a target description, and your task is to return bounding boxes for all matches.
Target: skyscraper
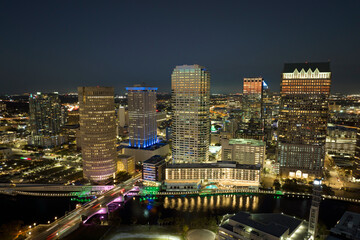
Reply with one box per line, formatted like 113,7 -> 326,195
278,62 -> 331,178
118,105 -> 126,128
78,86 -> 116,182
29,92 -> 62,136
28,92 -> 66,147
126,85 -> 157,148
239,78 -> 264,140
171,64 -> 210,163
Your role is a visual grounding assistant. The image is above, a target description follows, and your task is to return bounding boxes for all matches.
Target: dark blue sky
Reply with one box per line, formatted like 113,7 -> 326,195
1,0 -> 359,94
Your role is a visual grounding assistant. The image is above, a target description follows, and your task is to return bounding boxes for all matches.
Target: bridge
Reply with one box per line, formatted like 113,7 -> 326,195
0,183 -> 114,197
25,175 -> 141,240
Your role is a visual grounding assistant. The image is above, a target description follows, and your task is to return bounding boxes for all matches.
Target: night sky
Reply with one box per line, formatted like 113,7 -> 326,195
1,0 -> 360,94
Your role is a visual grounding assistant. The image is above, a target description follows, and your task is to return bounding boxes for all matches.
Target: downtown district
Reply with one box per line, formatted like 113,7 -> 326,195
1,62 -> 360,240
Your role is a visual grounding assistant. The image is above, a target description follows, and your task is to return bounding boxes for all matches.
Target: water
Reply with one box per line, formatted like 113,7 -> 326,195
0,194 -> 359,229
116,195 -> 360,229
0,195 -> 76,226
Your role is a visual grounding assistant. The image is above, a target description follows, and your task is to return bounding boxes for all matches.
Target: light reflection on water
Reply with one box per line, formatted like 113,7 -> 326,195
163,195 -> 260,213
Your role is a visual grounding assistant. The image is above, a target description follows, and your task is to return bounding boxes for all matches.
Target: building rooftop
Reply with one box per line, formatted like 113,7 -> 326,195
117,154 -> 133,159
125,141 -> 169,151
330,211 -> 360,240
283,62 -> 330,73
229,138 -> 265,146
167,161 -> 261,170
143,155 -> 166,165
224,211 -> 303,238
174,64 -> 205,70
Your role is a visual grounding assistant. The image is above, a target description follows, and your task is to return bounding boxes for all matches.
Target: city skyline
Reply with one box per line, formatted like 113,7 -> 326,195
1,1 -> 360,239
1,1 -> 360,94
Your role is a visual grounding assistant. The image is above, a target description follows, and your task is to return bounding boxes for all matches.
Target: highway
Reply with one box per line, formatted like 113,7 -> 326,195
28,174 -> 141,240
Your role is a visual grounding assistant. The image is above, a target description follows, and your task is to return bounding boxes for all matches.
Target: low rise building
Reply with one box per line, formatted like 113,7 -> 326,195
123,142 -> 169,163
142,155 -> 166,182
116,154 -> 135,174
28,134 -> 67,148
219,211 -> 307,240
329,211 -> 360,240
165,161 -> 261,191
221,138 -> 265,165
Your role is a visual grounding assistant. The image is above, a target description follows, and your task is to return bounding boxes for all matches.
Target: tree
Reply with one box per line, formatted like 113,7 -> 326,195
273,179 -> 281,190
115,171 -> 131,183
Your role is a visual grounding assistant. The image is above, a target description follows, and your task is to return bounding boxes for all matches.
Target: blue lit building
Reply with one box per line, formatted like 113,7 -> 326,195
126,85 -> 158,148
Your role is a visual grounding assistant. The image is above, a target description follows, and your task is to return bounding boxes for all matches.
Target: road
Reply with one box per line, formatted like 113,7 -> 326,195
28,174 -> 141,240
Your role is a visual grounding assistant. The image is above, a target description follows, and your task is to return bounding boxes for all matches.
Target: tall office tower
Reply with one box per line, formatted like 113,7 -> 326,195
240,78 -> 264,140
118,105 -> 126,128
126,85 -> 157,148
278,62 -> 331,178
78,86 -> 116,182
171,65 -> 210,163
29,92 -> 62,135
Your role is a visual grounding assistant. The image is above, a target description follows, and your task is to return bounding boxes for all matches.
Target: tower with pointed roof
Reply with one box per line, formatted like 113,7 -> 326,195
278,62 -> 331,178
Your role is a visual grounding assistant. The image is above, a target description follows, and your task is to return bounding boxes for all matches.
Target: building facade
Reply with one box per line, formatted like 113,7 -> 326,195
127,85 -> 157,148
142,155 -> 167,182
116,154 -> 135,175
221,138 -> 265,165
165,161 -> 260,191
278,62 -> 331,178
171,64 -> 210,163
240,78 -> 264,140
28,92 -> 64,147
78,86 -> 117,182
29,92 -> 62,135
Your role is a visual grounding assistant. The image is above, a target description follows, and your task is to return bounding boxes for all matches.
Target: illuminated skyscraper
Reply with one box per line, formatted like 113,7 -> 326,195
78,86 -> 116,182
126,85 -> 157,148
278,62 -> 331,178
171,64 -> 210,163
239,78 -> 264,140
28,92 -> 66,147
29,92 -> 62,135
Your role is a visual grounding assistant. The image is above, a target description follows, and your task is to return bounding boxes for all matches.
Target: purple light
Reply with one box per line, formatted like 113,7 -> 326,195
97,208 -> 106,214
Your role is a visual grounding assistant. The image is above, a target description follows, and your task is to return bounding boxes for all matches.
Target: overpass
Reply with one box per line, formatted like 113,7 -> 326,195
26,174 -> 141,240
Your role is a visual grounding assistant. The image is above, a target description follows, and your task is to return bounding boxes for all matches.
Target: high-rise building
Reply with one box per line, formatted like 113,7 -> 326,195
171,64 -> 210,163
278,62 -> 331,178
29,92 -> 62,136
118,105 -> 126,128
28,92 -> 66,147
240,78 -> 264,140
78,86 -> 116,182
126,85 -> 157,148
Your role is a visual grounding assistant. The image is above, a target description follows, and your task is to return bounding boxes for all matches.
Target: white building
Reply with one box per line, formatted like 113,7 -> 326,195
165,161 -> 260,191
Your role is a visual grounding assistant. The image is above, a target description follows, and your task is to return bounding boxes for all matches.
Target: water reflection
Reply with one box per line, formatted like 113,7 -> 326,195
162,195 -> 260,213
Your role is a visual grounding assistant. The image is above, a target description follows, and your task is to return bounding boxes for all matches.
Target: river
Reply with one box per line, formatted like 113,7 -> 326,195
1,194 -> 359,230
